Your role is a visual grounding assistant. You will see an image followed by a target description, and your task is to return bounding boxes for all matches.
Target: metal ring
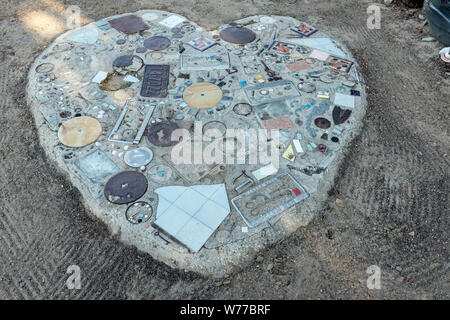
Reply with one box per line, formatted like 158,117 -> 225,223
202,120 -> 227,139
35,63 -> 54,74
125,201 -> 153,224
233,102 -> 252,116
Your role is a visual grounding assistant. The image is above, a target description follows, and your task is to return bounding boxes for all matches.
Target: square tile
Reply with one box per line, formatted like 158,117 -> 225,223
334,92 -> 355,108
286,60 -> 311,73
309,49 -> 329,61
210,185 -> 230,210
191,184 -> 221,198
175,219 -> 213,252
155,186 -> 187,202
173,188 -> 207,215
155,206 -> 191,235
155,196 -> 171,218
194,200 -> 229,228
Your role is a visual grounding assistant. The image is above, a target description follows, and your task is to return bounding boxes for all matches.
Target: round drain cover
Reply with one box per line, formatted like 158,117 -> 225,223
144,36 -> 171,50
147,121 -> 181,147
124,147 -> 153,168
58,116 -> 102,148
104,171 -> 148,204
219,26 -> 256,44
314,117 -> 331,129
183,82 -> 223,109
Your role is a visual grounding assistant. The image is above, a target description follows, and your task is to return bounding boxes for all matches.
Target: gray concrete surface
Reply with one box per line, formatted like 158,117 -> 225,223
0,0 -> 448,299
26,9 -> 368,276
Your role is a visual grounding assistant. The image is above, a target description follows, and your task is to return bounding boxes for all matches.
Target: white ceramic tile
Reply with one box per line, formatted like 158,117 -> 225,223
155,196 -> 171,218
334,92 -> 355,108
191,184 -> 221,198
210,185 -> 230,210
194,200 -> 229,228
175,219 -> 213,252
155,185 -> 187,202
155,206 -> 191,235
173,188 -> 207,215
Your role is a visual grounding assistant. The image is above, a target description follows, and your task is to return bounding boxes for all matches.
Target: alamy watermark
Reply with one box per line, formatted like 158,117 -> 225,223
169,122 -> 281,168
366,265 -> 381,290
66,265 -> 81,290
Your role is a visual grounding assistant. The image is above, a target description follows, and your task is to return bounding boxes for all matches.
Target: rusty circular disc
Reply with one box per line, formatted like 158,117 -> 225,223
183,82 -> 223,109
58,116 -> 102,148
146,121 -> 181,147
104,171 -> 148,205
314,117 -> 331,129
144,36 -> 171,51
219,26 -> 256,44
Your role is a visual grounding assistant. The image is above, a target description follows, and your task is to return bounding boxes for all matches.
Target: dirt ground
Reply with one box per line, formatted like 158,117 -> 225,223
0,0 -> 448,299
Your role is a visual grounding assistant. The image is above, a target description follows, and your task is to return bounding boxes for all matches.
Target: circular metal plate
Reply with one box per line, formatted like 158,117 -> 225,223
183,82 -> 223,109
314,117 -> 331,129
144,36 -> 171,51
124,147 -> 153,168
219,26 -> 256,44
58,116 -> 102,148
104,171 -> 148,205
146,121 -> 181,147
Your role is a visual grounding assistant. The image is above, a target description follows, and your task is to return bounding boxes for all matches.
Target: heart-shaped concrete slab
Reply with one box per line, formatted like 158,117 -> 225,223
27,10 -> 367,276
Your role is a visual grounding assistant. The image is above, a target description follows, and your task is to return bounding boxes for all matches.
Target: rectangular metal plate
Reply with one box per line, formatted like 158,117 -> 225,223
180,52 -> 230,71
231,172 -> 309,228
140,64 -> 170,98
243,80 -> 301,106
108,99 -> 156,144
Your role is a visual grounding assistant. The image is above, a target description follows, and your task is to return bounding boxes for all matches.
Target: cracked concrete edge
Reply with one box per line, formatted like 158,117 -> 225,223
26,10 -> 368,277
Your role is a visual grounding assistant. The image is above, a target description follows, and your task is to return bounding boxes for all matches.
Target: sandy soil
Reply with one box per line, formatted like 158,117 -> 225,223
0,0 -> 448,299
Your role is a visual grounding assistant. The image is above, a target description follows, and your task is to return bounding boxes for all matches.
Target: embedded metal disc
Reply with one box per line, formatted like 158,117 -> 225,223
314,117 -> 331,129
219,26 -> 256,44
146,121 -> 181,147
144,36 -> 171,50
104,171 -> 148,204
124,147 -> 153,168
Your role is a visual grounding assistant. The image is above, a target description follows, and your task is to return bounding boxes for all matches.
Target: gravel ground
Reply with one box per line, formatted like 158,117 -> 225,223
0,0 -> 448,299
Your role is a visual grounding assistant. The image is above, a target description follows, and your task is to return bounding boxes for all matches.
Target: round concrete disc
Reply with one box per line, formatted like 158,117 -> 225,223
104,171 -> 148,205
144,36 -> 171,51
58,116 -> 102,148
183,82 -> 223,109
124,147 -> 153,168
219,26 -> 256,44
